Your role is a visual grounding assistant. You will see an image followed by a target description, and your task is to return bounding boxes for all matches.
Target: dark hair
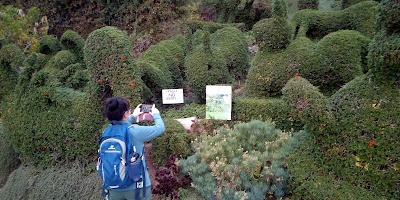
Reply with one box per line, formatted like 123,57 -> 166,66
105,97 -> 130,121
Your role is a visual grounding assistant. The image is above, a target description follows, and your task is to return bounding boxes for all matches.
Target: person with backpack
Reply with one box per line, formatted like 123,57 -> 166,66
98,97 -> 165,200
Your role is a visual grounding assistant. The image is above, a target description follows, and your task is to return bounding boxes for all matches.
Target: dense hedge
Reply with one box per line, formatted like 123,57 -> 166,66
152,118 -> 195,167
292,1 -> 379,39
55,63 -> 89,91
60,30 -> 85,61
342,0 -> 373,8
233,97 -> 303,132
84,26 -> 144,106
0,119 -> 20,187
210,27 -> 250,80
38,35 -> 61,55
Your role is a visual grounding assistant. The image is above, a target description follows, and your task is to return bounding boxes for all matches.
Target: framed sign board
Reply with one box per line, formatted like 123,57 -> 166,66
206,85 -> 232,120
162,89 -> 184,104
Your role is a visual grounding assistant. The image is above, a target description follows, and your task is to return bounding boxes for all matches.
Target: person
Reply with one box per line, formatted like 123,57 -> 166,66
104,97 -> 165,200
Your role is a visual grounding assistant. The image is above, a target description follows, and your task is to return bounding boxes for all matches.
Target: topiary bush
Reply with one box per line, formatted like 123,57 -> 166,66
0,119 -> 20,188
0,164 -> 103,199
376,0 -> 400,34
3,64 -> 103,167
185,20 -> 246,34
210,27 -> 250,80
233,97 -> 303,132
44,50 -> 77,71
38,35 -> 61,56
292,1 -> 379,39
152,118 -> 195,167
60,30 -> 85,61
301,30 -> 370,95
245,50 -> 297,97
247,30 -> 370,97
252,8 -> 291,51
184,43 -> 232,103
84,26 -> 144,107
180,120 -> 309,199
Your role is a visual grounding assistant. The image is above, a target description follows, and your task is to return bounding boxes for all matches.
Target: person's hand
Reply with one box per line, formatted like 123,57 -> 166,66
132,104 -> 143,118
150,104 -> 160,115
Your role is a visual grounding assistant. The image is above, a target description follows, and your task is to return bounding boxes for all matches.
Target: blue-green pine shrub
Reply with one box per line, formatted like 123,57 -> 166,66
210,27 -> 250,80
60,30 -> 85,61
38,35 -> 61,56
180,120 -> 309,199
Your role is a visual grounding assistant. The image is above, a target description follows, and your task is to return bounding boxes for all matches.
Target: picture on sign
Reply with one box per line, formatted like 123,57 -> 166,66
206,85 -> 232,120
162,89 -> 184,104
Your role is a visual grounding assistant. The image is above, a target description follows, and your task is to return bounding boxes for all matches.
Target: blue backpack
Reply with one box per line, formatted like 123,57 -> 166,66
97,123 -> 145,197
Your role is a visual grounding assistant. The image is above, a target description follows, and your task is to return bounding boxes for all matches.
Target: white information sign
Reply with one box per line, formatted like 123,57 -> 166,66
162,89 -> 184,104
206,85 -> 232,120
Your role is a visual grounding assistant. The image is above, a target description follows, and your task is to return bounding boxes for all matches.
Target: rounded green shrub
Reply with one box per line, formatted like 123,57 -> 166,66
184,47 -> 231,103
210,27 -> 250,80
376,0 -> 400,33
233,97 -> 303,132
245,50 -> 297,97
282,77 -> 330,133
303,30 -> 370,95
0,44 -> 25,68
45,50 -> 77,71
180,120 -> 309,199
367,31 -> 400,83
252,17 -> 291,52
327,74 -> 400,198
60,30 -> 85,61
152,118 -> 194,167
84,26 -> 143,106
298,0 -> 319,10
38,35 -> 61,56
0,119 -> 20,187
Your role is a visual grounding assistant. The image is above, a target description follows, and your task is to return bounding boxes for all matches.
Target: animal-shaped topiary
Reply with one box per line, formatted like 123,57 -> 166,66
282,1 -> 400,198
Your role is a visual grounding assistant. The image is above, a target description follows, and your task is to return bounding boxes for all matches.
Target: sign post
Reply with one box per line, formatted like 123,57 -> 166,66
206,85 -> 232,120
